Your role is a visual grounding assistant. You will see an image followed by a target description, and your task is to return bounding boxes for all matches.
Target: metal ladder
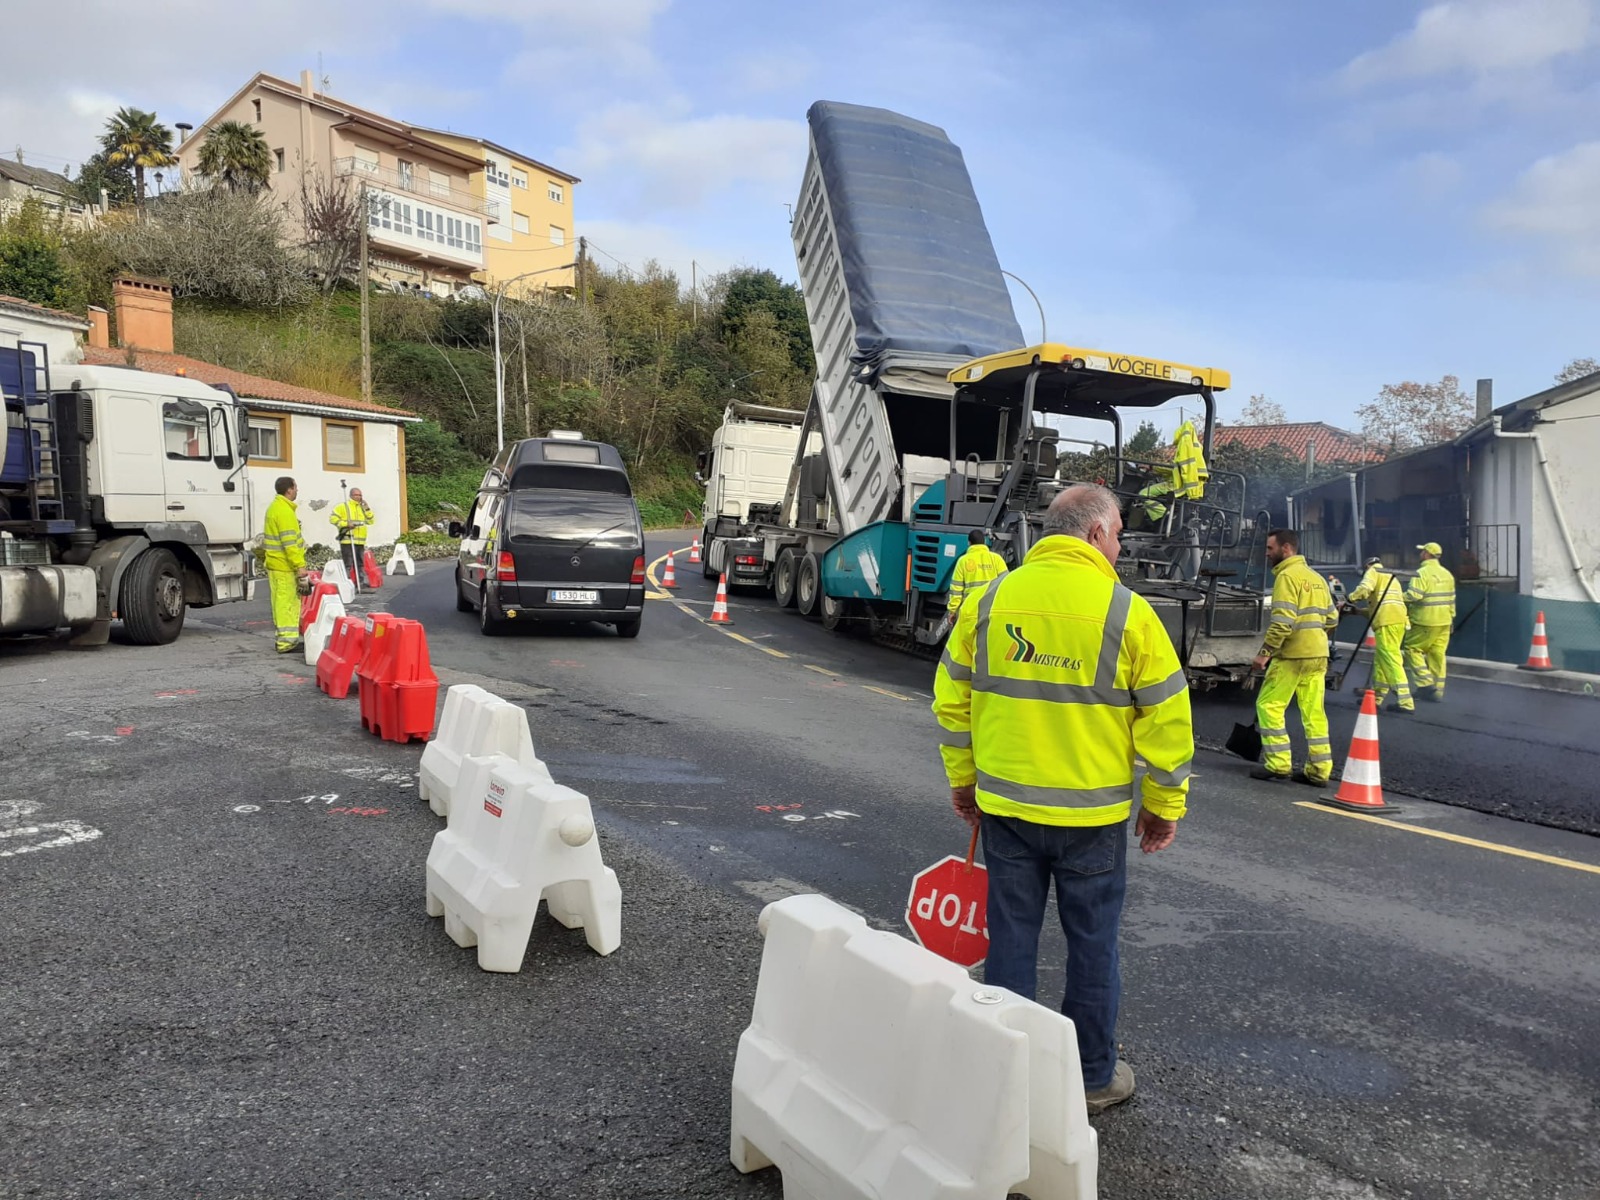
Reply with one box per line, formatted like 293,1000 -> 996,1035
16,341 -> 65,528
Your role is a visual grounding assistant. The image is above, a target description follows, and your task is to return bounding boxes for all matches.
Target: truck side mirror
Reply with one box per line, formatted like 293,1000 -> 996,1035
447,521 -> 464,538
694,451 -> 709,473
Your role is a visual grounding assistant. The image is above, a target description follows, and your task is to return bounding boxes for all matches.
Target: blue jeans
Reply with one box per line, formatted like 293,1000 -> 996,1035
980,811 -> 1127,1090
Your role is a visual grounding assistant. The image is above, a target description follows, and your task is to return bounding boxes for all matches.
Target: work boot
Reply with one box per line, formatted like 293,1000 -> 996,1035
277,639 -> 304,655
1249,767 -> 1291,782
1292,771 -> 1326,787
1086,1060 -> 1135,1114
1420,688 -> 1442,703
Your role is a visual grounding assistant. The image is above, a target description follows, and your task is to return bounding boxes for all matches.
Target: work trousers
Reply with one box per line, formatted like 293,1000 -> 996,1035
980,811 -> 1127,1091
1256,656 -> 1333,782
268,570 -> 300,652
1404,624 -> 1450,697
1371,624 -> 1412,710
339,541 -> 364,582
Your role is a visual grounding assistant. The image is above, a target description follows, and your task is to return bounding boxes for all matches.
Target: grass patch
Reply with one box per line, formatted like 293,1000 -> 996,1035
174,294 -> 362,398
408,466 -> 484,528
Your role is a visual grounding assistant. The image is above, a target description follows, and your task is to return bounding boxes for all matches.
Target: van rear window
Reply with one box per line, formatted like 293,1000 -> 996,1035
543,442 -> 601,464
506,491 -> 639,544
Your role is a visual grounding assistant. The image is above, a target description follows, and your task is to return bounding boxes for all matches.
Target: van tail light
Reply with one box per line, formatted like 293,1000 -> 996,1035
631,556 -> 646,585
496,551 -> 517,582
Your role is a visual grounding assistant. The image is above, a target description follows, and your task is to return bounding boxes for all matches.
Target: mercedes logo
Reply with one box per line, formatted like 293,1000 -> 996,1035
570,555 -> 581,567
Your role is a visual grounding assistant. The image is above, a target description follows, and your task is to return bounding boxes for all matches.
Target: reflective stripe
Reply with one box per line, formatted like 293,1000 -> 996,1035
978,771 -> 1133,810
1144,761 -> 1192,788
1416,597 -> 1455,606
972,579 -> 1132,707
939,730 -> 972,749
939,648 -> 972,681
1131,668 -> 1187,708
1257,726 -> 1288,738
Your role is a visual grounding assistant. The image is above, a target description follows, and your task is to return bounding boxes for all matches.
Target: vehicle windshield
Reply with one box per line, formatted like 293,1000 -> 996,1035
506,490 -> 639,545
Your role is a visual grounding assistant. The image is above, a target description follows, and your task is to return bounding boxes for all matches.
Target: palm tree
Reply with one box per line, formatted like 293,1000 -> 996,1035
196,120 -> 272,193
102,106 -> 178,215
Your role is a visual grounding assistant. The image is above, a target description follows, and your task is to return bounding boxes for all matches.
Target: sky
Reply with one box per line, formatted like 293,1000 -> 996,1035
4,0 -> 1599,429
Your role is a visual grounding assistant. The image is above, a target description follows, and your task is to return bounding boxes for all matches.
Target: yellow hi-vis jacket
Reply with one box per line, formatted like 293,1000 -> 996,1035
933,536 -> 1195,826
330,499 -> 376,545
1405,559 -> 1457,627
1262,554 -> 1338,659
1173,420 -> 1208,500
1348,566 -> 1408,629
948,543 -> 1008,614
262,495 -> 306,572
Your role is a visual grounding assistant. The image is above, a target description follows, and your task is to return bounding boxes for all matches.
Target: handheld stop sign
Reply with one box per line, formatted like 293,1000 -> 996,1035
905,828 -> 990,968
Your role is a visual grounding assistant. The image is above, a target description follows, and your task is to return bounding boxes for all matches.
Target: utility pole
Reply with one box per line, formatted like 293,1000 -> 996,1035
576,236 -> 587,306
691,260 -> 698,326
358,184 -> 372,407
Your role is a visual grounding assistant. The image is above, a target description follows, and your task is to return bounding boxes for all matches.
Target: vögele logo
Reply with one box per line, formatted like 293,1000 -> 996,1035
1005,623 -> 1083,671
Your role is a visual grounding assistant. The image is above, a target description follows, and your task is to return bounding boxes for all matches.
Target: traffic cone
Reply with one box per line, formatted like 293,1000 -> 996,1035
710,573 -> 734,625
662,552 -> 678,589
689,537 -> 702,564
1363,631 -> 1376,649
1320,690 -> 1396,814
1519,611 -> 1556,671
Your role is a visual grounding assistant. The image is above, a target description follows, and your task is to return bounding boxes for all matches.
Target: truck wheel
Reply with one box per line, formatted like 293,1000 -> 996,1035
120,547 -> 187,645
796,553 -> 822,619
774,549 -> 799,608
701,529 -> 717,579
820,591 -> 847,631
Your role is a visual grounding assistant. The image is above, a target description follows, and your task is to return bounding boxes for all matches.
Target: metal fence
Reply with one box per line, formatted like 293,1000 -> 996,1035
1305,523 -> 1520,581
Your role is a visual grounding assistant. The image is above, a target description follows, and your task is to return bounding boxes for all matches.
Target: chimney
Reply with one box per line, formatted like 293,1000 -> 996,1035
301,69 -> 316,98
87,306 -> 109,350
111,276 -> 173,354
1476,378 -> 1493,421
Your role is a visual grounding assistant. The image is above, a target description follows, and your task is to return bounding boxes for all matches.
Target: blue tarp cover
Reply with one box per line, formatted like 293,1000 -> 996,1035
807,101 -> 1024,374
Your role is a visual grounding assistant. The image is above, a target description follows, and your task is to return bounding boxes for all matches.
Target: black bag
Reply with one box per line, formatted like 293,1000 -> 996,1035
1226,720 -> 1262,762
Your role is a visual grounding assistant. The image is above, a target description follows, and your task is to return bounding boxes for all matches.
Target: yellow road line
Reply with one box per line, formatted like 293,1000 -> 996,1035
1293,801 -> 1600,876
862,685 -> 912,701
804,664 -> 837,677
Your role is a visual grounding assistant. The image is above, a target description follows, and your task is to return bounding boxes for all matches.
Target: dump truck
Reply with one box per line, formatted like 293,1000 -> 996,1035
716,101 -> 1267,685
1,305 -> 255,645
695,401 -> 805,582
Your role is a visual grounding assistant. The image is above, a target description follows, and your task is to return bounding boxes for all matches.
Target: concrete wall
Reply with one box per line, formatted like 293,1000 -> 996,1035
1528,389 -> 1600,602
244,410 -> 407,547
1468,435 -> 1534,592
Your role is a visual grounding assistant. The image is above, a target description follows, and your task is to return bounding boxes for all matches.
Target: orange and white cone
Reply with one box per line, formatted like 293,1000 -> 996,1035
710,573 -> 734,625
1320,690 -> 1396,814
1363,630 -> 1376,649
1519,611 -> 1555,671
662,552 -> 678,589
689,537 -> 702,564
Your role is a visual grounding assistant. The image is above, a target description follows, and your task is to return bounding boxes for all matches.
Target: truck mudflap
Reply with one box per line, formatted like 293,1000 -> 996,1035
0,564 -> 98,634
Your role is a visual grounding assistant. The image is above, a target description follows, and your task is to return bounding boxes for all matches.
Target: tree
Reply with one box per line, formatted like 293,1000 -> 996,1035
1125,420 -> 1162,458
72,149 -> 136,209
102,107 -> 178,216
298,170 -> 362,292
1237,393 -> 1287,425
1356,375 -> 1474,452
718,268 -> 814,374
196,120 -> 271,193
0,199 -> 80,310
1556,357 -> 1599,384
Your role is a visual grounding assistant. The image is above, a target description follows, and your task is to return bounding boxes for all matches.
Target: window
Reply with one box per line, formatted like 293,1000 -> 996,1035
274,148 -> 285,173
322,420 -> 364,471
252,99 -> 262,123
247,415 -> 290,465
397,159 -> 414,191
513,212 -> 530,235
547,182 -> 563,204
513,169 -> 528,190
163,402 -> 211,460
549,224 -> 566,247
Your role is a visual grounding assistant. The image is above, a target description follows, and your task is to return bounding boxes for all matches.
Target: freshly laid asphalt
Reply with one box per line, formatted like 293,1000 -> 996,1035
3,541 -> 1597,1199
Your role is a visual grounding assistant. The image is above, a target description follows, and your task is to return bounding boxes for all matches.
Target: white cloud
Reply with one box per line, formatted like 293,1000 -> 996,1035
1343,0 -> 1594,87
1399,150 -> 1465,198
1484,140 -> 1600,273
424,0 -> 666,38
730,51 -> 816,96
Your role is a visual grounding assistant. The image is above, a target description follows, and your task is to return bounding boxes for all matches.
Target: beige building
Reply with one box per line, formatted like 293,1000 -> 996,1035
410,129 -> 579,295
0,157 -> 103,225
176,72 -> 497,296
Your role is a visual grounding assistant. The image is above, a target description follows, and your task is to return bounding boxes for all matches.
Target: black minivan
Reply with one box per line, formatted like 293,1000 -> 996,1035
451,435 -> 646,637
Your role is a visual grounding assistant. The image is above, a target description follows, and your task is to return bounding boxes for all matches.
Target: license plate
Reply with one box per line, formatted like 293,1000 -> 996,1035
549,589 -> 599,605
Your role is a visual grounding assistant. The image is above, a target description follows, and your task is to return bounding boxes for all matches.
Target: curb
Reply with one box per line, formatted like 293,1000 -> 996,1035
1333,643 -> 1599,698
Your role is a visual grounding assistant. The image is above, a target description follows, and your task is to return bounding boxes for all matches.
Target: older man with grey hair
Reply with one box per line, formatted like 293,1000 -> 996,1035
933,483 -> 1195,1114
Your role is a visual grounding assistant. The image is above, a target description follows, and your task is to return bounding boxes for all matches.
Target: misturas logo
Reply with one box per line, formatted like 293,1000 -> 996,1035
1005,623 -> 1083,670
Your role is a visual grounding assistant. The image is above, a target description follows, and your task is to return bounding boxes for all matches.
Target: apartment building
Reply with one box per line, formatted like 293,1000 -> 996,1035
411,129 -> 579,295
176,72 -> 495,296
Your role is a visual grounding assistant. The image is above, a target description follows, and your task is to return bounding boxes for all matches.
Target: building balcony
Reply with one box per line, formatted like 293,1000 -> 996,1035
333,157 -> 500,222
363,184 -> 485,272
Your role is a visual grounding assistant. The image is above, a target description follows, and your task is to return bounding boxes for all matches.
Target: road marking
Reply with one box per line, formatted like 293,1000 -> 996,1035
804,664 -> 836,677
862,685 -> 912,701
0,821 -> 102,857
1294,801 -> 1600,876
720,630 -> 790,658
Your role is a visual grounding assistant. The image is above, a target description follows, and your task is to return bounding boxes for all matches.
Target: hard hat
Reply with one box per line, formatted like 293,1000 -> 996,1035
1416,541 -> 1442,556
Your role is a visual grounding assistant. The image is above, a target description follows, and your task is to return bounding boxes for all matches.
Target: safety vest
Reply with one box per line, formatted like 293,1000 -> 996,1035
330,500 -> 375,544
948,543 -> 1008,613
262,495 -> 306,573
1263,554 -> 1337,659
1405,559 -> 1457,627
1173,420 -> 1208,500
1348,566 -> 1408,629
933,536 -> 1195,827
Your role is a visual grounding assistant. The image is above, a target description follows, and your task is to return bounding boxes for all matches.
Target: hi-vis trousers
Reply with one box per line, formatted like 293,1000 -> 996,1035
268,569 -> 300,652
1256,656 -> 1333,783
1404,624 -> 1450,697
1371,623 -> 1413,710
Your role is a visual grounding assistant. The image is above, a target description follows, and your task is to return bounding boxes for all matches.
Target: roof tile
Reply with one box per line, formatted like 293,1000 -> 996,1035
1212,421 -> 1384,464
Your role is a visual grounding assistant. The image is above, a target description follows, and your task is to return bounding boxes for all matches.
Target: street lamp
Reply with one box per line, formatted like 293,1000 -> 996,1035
492,262 -> 578,450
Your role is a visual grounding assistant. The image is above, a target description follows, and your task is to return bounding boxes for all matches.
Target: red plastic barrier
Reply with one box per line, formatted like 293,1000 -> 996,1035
299,579 -> 338,634
316,615 -> 369,699
362,549 -> 383,590
356,614 -> 438,743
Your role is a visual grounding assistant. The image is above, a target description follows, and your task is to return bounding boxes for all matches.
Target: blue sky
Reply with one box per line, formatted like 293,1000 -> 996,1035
6,0 -> 1599,427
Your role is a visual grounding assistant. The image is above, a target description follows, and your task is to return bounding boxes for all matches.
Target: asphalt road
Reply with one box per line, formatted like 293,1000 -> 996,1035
4,543 -> 1598,1199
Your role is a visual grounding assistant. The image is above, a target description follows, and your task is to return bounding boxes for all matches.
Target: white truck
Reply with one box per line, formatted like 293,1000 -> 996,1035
2,304 -> 255,646
695,401 -> 805,582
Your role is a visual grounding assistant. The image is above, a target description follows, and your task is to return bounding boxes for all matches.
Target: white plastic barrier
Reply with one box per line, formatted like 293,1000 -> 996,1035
387,542 -> 416,576
424,752 -> 622,972
304,592 -> 347,666
319,557 -> 356,603
731,894 -> 1097,1200
419,685 -> 547,817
